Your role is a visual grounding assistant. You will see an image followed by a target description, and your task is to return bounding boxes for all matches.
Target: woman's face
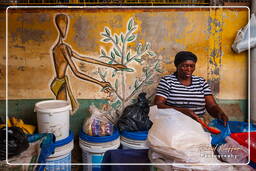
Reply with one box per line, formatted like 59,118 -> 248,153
177,60 -> 196,79
56,16 -> 68,39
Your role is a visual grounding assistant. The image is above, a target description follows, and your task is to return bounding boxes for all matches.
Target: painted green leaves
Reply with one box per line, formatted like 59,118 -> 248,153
128,18 -> 133,31
121,68 -> 134,72
100,49 -> 106,56
115,35 -> 119,44
97,17 -> 161,110
154,61 -> 164,73
127,34 -> 136,42
114,48 -> 121,57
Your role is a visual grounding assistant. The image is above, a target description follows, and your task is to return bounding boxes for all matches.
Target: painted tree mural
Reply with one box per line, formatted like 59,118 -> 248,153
97,18 -> 163,112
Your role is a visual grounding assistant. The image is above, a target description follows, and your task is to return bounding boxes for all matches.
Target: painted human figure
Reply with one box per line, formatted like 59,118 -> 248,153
50,14 -> 126,113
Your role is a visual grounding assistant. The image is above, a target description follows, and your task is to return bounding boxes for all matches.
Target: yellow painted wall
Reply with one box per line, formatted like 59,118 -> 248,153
220,9 -> 248,99
0,10 -> 5,100
0,7 -> 248,100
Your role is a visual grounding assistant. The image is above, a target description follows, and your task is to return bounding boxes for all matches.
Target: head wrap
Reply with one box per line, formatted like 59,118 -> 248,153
174,51 -> 197,67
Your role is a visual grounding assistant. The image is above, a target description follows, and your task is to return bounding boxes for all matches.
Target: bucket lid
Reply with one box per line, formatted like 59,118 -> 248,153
79,128 -> 119,143
79,138 -> 120,153
34,100 -> 71,113
54,130 -> 74,148
120,131 -> 148,141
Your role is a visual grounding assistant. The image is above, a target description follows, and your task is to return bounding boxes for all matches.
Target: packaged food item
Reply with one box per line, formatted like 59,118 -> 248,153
83,104 -> 114,136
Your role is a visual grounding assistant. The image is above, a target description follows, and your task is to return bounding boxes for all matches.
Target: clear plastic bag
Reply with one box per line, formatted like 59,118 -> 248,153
83,104 -> 114,136
232,14 -> 256,53
217,136 -> 248,163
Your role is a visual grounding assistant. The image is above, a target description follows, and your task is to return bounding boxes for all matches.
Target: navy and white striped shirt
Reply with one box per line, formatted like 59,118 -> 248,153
156,74 -> 212,115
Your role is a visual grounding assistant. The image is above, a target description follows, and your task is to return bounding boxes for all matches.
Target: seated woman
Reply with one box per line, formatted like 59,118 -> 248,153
154,51 -> 228,126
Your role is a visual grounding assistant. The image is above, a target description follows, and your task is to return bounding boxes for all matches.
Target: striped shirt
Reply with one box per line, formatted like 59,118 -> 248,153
156,74 -> 212,115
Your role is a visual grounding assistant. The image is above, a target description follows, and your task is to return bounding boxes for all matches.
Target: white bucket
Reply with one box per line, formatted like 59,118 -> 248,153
120,136 -> 148,149
49,140 -> 74,158
35,100 -> 71,140
45,153 -> 72,171
79,137 -> 120,171
44,139 -> 74,171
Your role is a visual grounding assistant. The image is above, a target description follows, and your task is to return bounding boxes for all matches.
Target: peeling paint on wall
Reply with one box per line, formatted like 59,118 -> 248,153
73,16 -> 98,51
17,13 -> 50,23
207,8 -> 223,96
0,8 -> 248,101
11,28 -> 46,44
135,12 -> 188,59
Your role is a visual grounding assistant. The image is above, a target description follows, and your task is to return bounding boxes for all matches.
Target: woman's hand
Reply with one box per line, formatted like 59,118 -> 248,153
100,81 -> 112,93
217,113 -> 229,126
205,95 -> 229,126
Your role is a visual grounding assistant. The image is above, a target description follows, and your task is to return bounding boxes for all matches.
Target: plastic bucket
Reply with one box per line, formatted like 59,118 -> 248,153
45,153 -> 72,171
79,128 -> 120,171
120,131 -> 148,149
45,131 -> 74,171
35,100 -> 71,140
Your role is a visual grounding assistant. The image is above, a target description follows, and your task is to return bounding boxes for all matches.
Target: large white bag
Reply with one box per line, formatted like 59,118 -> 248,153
148,107 -> 218,163
147,106 -> 240,171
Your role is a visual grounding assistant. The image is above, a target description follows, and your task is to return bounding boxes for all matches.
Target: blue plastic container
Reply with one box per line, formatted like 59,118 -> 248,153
45,153 -> 72,171
209,120 -> 256,145
45,131 -> 74,171
228,121 -> 256,133
120,131 -> 148,141
120,131 -> 148,149
79,128 -> 120,171
54,130 -> 74,147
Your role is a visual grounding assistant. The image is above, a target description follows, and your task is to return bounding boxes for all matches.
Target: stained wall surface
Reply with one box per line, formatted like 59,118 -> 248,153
0,7 -> 249,131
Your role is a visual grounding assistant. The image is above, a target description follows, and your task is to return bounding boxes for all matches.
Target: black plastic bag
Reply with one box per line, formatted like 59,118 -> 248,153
0,126 -> 29,161
117,92 -> 153,132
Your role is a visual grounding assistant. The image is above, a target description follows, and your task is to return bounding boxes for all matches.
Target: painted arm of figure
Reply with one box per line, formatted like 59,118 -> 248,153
71,51 -> 127,70
154,95 -> 200,121
60,45 -> 111,91
205,95 -> 229,126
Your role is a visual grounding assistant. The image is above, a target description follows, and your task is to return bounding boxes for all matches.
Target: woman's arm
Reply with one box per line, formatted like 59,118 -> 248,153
71,50 -> 127,70
60,45 -> 111,91
154,95 -> 200,120
205,95 -> 229,126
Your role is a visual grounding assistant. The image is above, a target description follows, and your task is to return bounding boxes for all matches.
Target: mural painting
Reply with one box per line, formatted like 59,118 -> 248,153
50,13 -> 162,113
96,17 -> 162,112
51,14 -> 127,113
0,8 -> 248,129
